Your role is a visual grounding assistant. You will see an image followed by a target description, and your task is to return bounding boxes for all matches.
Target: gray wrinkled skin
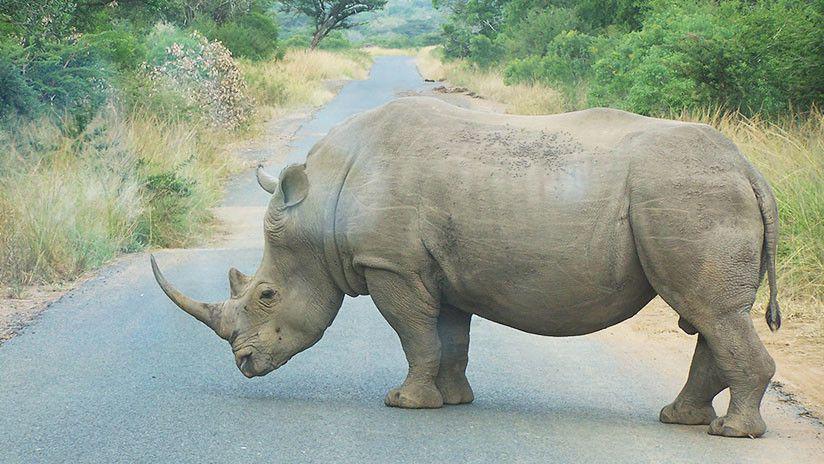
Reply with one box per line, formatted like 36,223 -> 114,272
153,97 -> 781,438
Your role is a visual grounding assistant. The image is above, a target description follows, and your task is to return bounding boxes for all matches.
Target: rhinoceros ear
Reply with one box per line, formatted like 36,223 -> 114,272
279,164 -> 309,207
228,267 -> 251,298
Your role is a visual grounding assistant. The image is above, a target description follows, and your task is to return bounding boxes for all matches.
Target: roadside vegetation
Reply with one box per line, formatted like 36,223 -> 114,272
422,0 -> 823,327
0,2 -> 370,292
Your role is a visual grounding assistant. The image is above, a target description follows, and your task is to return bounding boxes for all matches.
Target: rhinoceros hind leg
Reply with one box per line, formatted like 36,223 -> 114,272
366,269 -> 445,409
702,314 -> 773,438
630,182 -> 774,437
660,335 -> 723,425
436,305 -> 474,405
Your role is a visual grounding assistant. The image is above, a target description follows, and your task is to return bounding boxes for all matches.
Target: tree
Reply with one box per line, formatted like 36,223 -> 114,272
278,0 -> 388,49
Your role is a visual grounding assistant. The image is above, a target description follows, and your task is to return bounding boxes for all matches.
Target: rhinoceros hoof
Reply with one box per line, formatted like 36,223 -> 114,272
659,401 -> 716,425
708,414 -> 766,438
436,375 -> 474,405
384,382 -> 444,409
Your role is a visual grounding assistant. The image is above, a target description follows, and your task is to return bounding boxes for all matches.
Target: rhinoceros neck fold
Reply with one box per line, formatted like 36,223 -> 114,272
320,153 -> 360,297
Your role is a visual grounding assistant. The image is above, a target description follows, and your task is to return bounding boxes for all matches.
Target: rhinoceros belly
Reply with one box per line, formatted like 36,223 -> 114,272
414,130 -> 655,336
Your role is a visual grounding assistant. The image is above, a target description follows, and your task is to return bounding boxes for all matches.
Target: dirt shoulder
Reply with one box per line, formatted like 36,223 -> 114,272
421,82 -> 824,422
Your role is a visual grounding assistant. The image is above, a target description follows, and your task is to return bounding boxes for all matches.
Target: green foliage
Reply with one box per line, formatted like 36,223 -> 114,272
278,0 -> 387,48
468,34 -> 502,68
439,0 -> 824,116
281,33 -> 313,49
317,30 -> 354,50
0,0 -> 77,45
588,0 -> 824,115
196,12 -> 279,60
79,28 -> 148,71
499,5 -> 580,59
438,0 -> 506,60
0,46 -> 41,118
504,30 -> 596,85
0,39 -> 110,128
574,0 -> 647,31
345,0 -> 444,46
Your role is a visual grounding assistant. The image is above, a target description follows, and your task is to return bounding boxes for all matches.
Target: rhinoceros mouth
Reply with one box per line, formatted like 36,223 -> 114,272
234,346 -> 289,378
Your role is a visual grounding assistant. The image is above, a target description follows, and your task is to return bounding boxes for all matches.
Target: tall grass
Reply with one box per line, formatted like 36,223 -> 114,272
0,49 -> 371,291
240,49 -> 371,112
416,47 -> 565,115
0,105 -> 236,287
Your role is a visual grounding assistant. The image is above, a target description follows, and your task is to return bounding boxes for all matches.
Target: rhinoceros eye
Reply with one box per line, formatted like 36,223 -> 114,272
260,289 -> 277,300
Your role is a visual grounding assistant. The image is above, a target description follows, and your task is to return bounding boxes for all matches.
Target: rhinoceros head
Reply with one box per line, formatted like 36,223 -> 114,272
151,164 -> 344,378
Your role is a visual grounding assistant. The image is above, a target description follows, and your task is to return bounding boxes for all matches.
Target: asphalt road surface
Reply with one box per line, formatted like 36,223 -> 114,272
1,56 -> 821,463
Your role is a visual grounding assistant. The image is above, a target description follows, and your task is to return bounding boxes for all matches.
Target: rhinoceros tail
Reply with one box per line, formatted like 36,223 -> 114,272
749,168 -> 781,332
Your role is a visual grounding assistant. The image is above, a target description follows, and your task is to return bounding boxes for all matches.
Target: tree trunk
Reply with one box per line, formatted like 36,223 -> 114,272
310,29 -> 326,50
309,22 -> 335,50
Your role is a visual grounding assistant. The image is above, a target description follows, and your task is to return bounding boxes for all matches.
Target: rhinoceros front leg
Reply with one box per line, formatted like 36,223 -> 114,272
436,306 -> 474,404
365,269 -> 444,409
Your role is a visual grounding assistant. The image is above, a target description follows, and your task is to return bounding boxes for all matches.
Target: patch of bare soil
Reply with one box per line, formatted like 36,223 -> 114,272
0,282 -> 81,344
607,297 -> 824,421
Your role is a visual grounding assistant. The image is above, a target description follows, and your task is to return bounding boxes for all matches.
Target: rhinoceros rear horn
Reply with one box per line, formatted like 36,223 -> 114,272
256,165 -> 278,194
150,255 -> 227,338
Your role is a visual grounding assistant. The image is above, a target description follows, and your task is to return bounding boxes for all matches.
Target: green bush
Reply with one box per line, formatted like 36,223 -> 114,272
588,0 -> 823,115
0,44 -> 41,118
318,30 -> 353,50
438,0 -> 823,116
281,33 -> 312,49
505,30 -> 596,86
197,12 -> 279,60
499,5 -> 580,59
79,27 -> 147,71
468,34 -> 502,68
0,39 -> 109,127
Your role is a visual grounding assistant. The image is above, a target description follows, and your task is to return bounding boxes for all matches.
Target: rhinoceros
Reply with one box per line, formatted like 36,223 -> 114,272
151,97 -> 781,438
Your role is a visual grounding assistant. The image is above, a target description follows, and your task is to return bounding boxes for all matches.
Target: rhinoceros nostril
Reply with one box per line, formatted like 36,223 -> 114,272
238,355 -> 255,378
234,347 -> 252,367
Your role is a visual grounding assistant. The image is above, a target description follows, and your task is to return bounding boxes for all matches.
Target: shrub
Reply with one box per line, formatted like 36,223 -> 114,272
0,39 -> 110,128
467,34 -> 502,68
499,5 -> 580,59
145,24 -> 252,129
318,30 -> 353,50
505,30 -> 595,85
281,33 -> 312,49
197,12 -> 279,61
0,50 -> 41,118
588,0 -> 824,115
79,27 -> 147,71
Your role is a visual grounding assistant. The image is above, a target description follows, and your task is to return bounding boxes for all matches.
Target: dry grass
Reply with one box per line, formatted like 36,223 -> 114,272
240,49 -> 371,114
0,105 -> 236,288
416,46 -> 565,115
0,49 -> 371,291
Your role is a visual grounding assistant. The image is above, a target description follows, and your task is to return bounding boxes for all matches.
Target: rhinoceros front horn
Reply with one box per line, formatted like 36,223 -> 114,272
256,165 -> 278,194
150,255 -> 227,338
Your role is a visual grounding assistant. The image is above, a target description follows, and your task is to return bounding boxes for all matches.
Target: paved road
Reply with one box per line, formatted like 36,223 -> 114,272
1,56 -> 821,463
